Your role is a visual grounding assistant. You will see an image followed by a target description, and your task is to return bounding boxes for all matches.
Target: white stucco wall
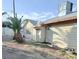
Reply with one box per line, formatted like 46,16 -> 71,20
2,27 -> 14,36
24,21 -> 37,42
36,27 -> 45,42
50,23 -> 77,51
2,27 -> 14,41
36,30 -> 41,42
46,28 -> 53,43
24,21 -> 77,51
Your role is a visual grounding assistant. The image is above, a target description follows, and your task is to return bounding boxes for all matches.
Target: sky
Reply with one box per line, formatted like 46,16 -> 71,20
2,0 -> 77,22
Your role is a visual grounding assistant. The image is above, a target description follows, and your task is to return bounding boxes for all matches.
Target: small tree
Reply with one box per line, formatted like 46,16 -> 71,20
8,15 -> 28,43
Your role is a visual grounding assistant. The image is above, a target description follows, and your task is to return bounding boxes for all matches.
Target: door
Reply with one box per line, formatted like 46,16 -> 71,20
46,28 -> 53,43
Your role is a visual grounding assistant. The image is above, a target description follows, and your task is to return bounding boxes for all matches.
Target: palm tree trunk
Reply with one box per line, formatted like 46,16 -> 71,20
13,32 -> 16,40
13,32 -> 24,43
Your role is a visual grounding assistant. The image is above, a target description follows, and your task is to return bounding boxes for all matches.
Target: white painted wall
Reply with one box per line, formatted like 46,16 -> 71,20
50,23 -> 77,51
24,21 -> 37,42
36,30 -> 41,42
36,27 -> 46,42
2,27 -> 14,41
2,27 -> 14,36
46,28 -> 53,43
20,29 -> 32,42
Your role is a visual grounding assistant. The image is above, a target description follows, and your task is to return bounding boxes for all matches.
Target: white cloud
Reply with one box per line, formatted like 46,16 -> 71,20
2,11 -> 55,22
17,12 -> 55,21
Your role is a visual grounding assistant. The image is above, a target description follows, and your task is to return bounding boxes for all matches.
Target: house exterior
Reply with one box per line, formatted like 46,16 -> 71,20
2,21 -> 14,41
34,1 -> 77,52
34,25 -> 46,42
2,0 -> 76,52
34,12 -> 77,51
22,19 -> 37,42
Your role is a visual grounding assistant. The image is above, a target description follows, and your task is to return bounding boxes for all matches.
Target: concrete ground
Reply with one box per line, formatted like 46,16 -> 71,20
2,46 -> 61,59
2,42 -> 63,59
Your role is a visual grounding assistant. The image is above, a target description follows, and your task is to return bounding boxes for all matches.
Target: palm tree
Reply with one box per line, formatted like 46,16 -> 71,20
8,15 -> 28,43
